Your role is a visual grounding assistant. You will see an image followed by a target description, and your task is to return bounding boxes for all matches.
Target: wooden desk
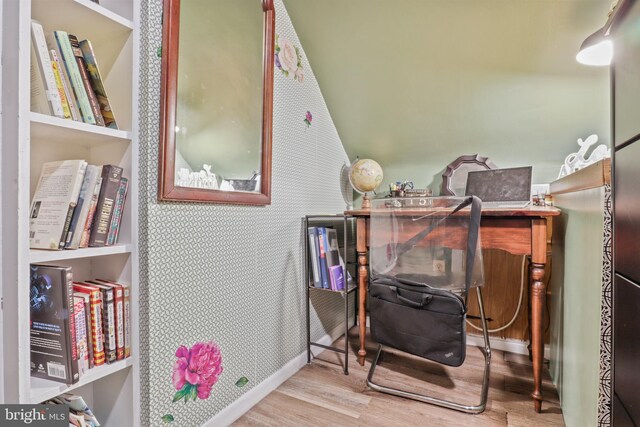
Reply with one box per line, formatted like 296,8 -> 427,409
345,205 -> 560,413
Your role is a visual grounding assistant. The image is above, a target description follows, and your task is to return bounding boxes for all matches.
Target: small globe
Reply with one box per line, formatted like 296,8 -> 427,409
349,158 -> 383,194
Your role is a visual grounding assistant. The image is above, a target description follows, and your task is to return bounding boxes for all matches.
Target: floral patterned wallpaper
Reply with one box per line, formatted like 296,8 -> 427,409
138,1 -> 353,426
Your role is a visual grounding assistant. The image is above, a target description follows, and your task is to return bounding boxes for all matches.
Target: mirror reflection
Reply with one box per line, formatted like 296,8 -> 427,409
159,0 -> 273,203
173,0 -> 264,193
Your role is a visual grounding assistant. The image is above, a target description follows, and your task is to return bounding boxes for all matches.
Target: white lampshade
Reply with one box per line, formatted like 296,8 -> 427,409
576,28 -> 614,66
575,0 -> 632,66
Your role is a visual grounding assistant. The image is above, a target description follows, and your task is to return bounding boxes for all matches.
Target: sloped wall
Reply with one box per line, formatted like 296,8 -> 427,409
286,0 -> 610,191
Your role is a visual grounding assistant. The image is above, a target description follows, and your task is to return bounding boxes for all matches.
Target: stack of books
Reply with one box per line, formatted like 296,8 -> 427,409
45,393 -> 100,426
29,161 -> 129,251
307,227 -> 349,291
30,20 -> 118,128
30,264 -> 131,385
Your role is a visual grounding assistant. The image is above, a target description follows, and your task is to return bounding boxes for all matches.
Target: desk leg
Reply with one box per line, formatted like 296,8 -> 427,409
530,219 -> 547,413
357,217 -> 368,366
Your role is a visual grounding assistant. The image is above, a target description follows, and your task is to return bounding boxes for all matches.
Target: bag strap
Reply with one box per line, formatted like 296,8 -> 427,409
464,196 -> 482,302
391,196 -> 482,301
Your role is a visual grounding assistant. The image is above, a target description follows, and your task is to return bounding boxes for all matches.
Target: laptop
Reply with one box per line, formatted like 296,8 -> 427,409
464,166 -> 532,208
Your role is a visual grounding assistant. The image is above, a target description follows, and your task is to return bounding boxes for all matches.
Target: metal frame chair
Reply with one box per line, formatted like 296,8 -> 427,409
366,286 -> 491,413
365,196 -> 492,414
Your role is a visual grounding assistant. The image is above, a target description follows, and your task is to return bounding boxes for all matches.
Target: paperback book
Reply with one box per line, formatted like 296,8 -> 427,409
66,164 -> 101,249
52,30 -> 96,124
80,39 -> 118,129
46,393 -> 100,427
30,20 -> 64,117
29,160 -> 87,250
68,34 -> 105,126
316,228 -> 330,289
307,227 -> 321,288
106,177 -> 129,246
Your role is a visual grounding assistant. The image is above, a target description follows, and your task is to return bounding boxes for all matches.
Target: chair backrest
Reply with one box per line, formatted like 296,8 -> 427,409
369,196 -> 484,299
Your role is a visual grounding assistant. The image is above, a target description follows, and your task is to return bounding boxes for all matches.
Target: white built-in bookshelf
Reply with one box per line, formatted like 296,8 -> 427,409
1,0 -> 139,425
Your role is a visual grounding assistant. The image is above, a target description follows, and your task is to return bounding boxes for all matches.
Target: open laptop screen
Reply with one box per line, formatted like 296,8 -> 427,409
464,166 -> 532,203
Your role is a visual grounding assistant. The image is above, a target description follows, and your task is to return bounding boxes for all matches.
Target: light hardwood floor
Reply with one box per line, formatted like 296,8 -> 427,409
235,329 -> 565,426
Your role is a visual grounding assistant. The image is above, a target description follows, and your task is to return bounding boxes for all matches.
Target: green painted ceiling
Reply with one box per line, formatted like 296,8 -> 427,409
283,0 -> 611,192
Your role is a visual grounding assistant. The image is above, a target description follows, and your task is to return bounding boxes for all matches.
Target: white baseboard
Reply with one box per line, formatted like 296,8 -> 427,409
466,335 -> 551,360
201,324 -> 346,427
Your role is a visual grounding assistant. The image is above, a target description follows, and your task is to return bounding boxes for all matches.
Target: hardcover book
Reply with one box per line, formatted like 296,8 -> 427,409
95,280 -> 125,360
80,39 -> 118,129
72,296 -> 90,376
68,34 -> 105,127
29,160 -> 87,250
73,291 -> 94,369
30,264 -> 79,384
85,282 -> 117,363
122,283 -> 131,358
72,283 -> 105,366
106,177 -> 128,246
89,165 -> 123,247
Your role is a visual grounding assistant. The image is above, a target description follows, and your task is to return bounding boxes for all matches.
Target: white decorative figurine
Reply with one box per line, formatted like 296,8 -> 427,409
175,164 -> 219,189
558,134 -> 611,179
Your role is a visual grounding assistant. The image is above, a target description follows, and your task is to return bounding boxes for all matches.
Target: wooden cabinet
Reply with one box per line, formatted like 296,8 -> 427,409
613,0 -> 640,148
614,141 -> 640,283
614,274 -> 640,423
612,1 -> 640,425
1,0 -> 139,424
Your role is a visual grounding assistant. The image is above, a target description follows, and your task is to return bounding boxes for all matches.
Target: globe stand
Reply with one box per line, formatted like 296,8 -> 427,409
348,157 -> 383,210
361,193 -> 372,209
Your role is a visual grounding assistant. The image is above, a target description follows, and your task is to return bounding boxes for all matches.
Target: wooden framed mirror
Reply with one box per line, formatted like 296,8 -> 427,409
158,0 -> 275,204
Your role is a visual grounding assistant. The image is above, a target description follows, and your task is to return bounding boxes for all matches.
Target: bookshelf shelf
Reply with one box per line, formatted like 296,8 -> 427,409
308,281 -> 357,295
30,112 -> 132,147
29,358 -> 133,404
29,244 -> 134,263
32,0 -> 133,34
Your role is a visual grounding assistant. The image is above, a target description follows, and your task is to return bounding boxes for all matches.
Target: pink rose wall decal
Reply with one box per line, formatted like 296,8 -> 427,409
172,341 -> 223,403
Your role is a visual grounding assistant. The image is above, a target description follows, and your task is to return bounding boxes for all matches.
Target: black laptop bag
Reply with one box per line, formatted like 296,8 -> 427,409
369,196 -> 481,367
